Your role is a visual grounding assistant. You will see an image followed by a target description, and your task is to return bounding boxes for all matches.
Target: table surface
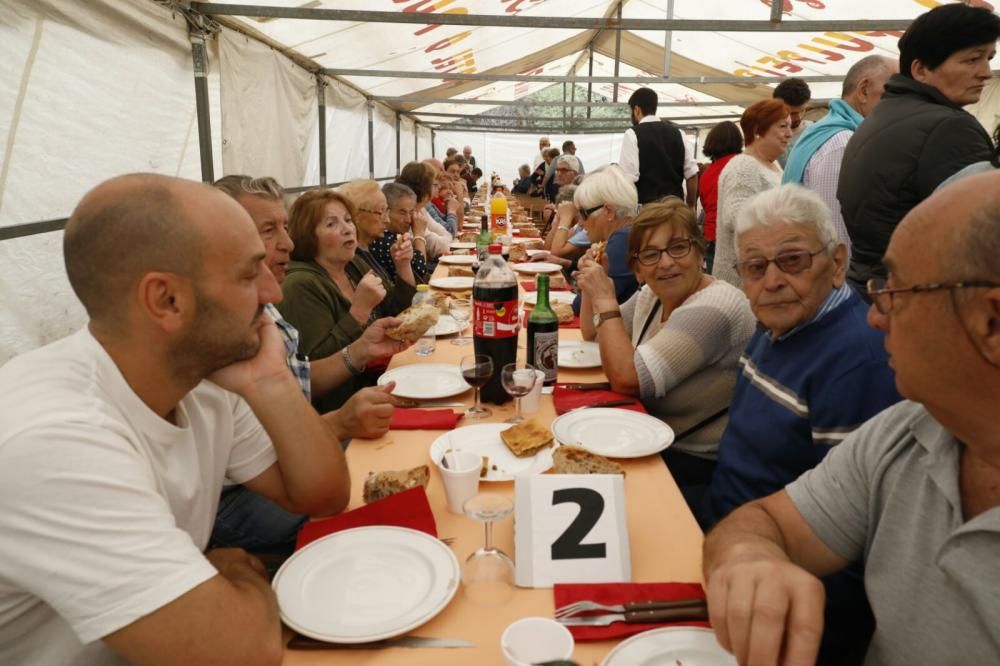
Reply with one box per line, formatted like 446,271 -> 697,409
281,265 -> 705,666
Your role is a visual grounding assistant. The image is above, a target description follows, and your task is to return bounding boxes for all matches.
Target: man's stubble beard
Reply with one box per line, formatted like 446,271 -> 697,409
169,286 -> 262,382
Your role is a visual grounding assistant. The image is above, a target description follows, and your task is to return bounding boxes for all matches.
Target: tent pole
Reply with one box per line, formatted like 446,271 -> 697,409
367,99 -> 375,179
586,47 -> 593,119
189,33 -> 215,183
612,2 -> 622,103
317,76 -> 327,186
395,112 -> 401,176
414,124 -> 419,162
770,0 -> 784,23
431,129 -> 436,158
663,0 -> 674,77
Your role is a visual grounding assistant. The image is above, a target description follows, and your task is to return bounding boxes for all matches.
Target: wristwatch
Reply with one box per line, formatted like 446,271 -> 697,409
592,310 -> 622,329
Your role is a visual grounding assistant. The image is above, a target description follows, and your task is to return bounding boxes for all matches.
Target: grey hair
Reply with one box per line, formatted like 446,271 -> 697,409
382,181 -> 416,208
573,165 -> 638,219
957,199 -> 1000,280
555,184 -> 577,205
734,184 -> 838,254
556,154 -> 582,173
213,174 -> 284,201
518,163 -> 531,173
841,55 -> 895,97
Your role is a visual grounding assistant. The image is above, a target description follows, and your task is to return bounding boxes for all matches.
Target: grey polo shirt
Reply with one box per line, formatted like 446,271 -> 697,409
786,400 -> 1000,665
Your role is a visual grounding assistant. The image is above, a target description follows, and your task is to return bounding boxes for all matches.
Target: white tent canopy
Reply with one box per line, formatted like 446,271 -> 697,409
0,0 -> 998,361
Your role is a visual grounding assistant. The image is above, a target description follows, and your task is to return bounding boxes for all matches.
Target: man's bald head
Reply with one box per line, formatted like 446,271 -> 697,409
64,174 -> 212,324
422,158 -> 445,174
898,171 -> 1000,283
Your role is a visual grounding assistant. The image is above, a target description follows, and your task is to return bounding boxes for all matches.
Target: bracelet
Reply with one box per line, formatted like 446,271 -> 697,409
557,226 -> 571,232
412,235 -> 426,243
341,346 -> 364,375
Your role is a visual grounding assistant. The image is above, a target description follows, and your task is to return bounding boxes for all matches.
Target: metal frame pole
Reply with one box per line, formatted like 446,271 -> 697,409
414,123 -> 419,162
612,2 -> 622,103
395,111 -> 401,175
586,46 -> 593,119
367,99 -> 375,179
431,128 -> 436,158
663,0 -> 674,77
317,76 -> 327,186
190,33 -> 214,183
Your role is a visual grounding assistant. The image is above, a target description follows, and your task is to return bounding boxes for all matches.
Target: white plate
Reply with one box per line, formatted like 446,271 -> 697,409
551,408 -> 674,458
430,276 -> 475,290
449,241 -> 476,250
601,627 -> 737,666
432,314 -> 462,336
511,237 -> 542,245
429,423 -> 554,482
462,223 -> 479,229
557,341 -> 601,368
512,262 -> 562,274
378,363 -> 470,399
526,249 -> 547,258
439,255 -> 477,266
273,527 -> 459,644
523,291 -> 577,306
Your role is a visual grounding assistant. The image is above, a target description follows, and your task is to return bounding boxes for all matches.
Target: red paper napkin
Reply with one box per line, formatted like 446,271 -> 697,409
553,383 -> 648,415
390,408 -> 462,430
295,486 -> 437,551
554,582 -> 709,641
521,280 -> 571,292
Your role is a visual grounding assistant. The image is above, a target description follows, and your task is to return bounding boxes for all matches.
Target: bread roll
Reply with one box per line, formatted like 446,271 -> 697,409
500,419 -> 553,458
385,303 -> 440,342
552,446 -> 624,475
363,465 -> 431,503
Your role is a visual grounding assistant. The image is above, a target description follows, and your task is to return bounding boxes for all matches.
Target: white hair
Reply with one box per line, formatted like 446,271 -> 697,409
573,165 -> 638,219
734,184 -> 838,255
556,154 -> 582,173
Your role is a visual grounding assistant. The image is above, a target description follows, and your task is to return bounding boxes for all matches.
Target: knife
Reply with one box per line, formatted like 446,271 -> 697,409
395,400 -> 466,408
560,382 -> 611,391
287,634 -> 475,650
566,399 -> 637,413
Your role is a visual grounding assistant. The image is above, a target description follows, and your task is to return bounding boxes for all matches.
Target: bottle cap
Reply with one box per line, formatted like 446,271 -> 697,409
416,284 -> 430,291
488,243 -> 502,254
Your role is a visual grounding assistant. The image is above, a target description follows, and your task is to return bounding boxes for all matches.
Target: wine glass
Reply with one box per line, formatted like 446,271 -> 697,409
460,354 -> 494,419
462,493 -> 515,605
449,297 -> 472,346
501,362 -> 537,424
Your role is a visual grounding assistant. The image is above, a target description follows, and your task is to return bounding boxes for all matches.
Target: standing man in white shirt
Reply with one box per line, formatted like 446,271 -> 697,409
532,136 -> 551,170
0,173 -> 349,664
619,87 -> 699,208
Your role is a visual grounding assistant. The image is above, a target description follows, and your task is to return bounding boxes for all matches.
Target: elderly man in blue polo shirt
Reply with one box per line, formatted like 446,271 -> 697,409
702,184 -> 901,664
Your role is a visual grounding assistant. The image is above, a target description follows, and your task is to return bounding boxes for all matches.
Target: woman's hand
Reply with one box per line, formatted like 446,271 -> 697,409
575,259 -> 616,305
350,271 -> 386,324
556,201 -> 576,224
529,251 -> 571,268
411,210 -> 428,238
390,234 -> 414,267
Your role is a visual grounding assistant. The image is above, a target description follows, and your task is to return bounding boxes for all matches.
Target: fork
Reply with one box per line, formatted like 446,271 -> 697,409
557,605 -> 709,627
555,598 -> 706,618
439,536 -> 456,545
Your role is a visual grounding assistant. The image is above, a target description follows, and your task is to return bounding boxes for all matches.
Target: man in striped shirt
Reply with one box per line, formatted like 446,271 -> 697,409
702,184 -> 901,663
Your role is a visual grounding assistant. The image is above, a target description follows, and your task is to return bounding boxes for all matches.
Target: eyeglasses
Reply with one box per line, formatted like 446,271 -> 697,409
866,278 -> 1000,315
634,239 -> 696,266
734,248 -> 826,282
555,168 -> 576,174
578,204 -> 604,220
358,208 -> 387,217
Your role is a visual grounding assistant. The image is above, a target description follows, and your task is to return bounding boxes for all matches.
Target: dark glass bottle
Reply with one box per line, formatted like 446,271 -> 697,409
527,273 -> 558,387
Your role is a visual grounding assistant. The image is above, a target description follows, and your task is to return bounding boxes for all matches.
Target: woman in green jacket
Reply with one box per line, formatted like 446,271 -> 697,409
279,189 -> 415,412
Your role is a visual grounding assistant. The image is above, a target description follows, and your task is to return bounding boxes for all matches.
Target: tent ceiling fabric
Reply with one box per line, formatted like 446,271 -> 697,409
205,0 -> 966,125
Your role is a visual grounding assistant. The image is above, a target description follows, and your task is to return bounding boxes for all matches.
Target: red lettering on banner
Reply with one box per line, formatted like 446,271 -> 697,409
756,55 -> 803,74
432,48 -> 476,74
775,50 -> 826,66
760,0 -> 826,12
859,31 -> 905,39
815,32 -> 874,52
500,0 -> 544,14
425,31 -> 470,53
797,44 -> 844,62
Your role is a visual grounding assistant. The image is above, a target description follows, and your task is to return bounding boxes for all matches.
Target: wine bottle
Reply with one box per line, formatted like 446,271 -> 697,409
527,273 -> 558,387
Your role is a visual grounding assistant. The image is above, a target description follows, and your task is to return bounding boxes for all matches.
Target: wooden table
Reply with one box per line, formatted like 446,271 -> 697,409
282,269 -> 705,666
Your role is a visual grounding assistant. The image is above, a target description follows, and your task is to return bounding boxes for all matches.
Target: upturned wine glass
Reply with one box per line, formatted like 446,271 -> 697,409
460,354 -> 494,418
500,362 -> 537,424
461,493 -> 515,605
449,297 -> 472,345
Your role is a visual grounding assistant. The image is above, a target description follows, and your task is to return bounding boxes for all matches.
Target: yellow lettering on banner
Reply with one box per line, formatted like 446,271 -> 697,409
432,48 -> 476,74
425,30 -> 470,53
775,50 -> 826,66
798,43 -> 844,62
757,55 -> 803,74
415,8 -> 469,36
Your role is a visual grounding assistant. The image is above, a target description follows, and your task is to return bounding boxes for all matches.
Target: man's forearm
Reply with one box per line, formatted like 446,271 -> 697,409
243,375 -> 350,515
308,354 -> 352,399
703,502 -> 792,581
686,175 -> 699,208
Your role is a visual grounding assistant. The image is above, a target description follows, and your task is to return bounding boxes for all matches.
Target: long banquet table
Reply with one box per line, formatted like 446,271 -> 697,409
281,258 -> 706,666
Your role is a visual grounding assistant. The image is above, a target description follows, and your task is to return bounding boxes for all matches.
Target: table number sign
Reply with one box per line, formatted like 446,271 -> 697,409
514,474 -> 631,588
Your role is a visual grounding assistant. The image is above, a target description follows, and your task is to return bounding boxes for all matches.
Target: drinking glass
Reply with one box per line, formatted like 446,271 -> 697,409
462,493 -> 515,605
449,297 -> 472,346
501,362 -> 537,424
460,354 -> 494,419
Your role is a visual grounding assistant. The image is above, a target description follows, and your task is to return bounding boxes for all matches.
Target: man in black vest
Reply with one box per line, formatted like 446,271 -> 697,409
619,87 -> 698,207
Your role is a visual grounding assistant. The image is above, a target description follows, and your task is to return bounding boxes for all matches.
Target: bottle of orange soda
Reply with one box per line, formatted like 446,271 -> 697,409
490,193 -> 508,236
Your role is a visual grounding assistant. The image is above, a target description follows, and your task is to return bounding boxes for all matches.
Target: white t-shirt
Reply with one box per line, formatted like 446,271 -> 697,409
0,328 -> 277,665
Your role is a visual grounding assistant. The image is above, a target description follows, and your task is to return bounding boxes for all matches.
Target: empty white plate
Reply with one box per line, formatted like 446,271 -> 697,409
526,249 -> 547,258
523,291 -> 577,306
432,314 -> 462,336
273,527 -> 459,644
512,262 -> 562,274
550,408 -> 674,458
439,255 -> 477,266
429,423 -> 554,482
429,276 -> 475,290
449,242 -> 476,250
601,627 -> 736,666
557,341 -> 601,368
378,363 -> 469,399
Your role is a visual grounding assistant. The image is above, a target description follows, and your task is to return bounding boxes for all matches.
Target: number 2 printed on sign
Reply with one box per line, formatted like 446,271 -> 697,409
550,488 -> 607,560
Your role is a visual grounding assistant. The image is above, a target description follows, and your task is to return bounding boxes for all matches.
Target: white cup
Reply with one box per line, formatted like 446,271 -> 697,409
435,450 -> 482,514
501,617 -> 575,666
519,369 -> 546,415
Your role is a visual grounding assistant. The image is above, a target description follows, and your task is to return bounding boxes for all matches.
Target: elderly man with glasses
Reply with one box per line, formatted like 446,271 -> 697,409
701,184 -> 901,663
703,171 -> 1000,666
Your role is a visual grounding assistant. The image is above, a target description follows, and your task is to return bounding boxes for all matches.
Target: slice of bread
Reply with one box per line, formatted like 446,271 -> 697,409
552,446 -> 624,475
552,302 -> 575,323
500,419 -> 553,458
592,240 -> 607,263
385,303 -> 440,342
363,464 -> 431,503
548,272 -> 566,289
448,265 -> 475,278
508,244 -> 528,262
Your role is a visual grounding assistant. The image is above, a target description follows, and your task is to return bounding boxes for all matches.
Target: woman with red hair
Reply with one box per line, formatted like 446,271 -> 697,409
712,99 -> 791,286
